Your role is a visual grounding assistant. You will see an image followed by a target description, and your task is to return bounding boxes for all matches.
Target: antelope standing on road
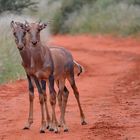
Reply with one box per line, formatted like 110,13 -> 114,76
11,21 -> 87,133
11,21 -> 51,133
24,21 -> 87,131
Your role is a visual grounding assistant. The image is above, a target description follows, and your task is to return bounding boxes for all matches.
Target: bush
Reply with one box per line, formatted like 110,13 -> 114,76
49,0 -> 140,35
0,0 -> 37,14
0,13 -> 50,83
0,14 -> 32,83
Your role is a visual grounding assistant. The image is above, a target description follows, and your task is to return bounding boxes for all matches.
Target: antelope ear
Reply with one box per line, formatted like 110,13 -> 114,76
21,24 -> 27,31
24,21 -> 30,31
25,20 -> 29,26
39,23 -> 47,30
10,21 -> 15,28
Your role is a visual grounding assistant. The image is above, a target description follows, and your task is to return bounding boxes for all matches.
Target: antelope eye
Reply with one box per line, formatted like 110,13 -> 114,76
26,28 -> 30,32
13,32 -> 16,36
36,28 -> 40,32
23,32 -> 26,36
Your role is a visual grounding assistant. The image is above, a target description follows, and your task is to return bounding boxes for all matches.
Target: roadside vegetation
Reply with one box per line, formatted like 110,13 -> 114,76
28,0 -> 140,35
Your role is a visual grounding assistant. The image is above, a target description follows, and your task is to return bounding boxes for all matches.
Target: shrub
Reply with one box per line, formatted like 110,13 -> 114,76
0,0 -> 37,14
49,0 -> 140,35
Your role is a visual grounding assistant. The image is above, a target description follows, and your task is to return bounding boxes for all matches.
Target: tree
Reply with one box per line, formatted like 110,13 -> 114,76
52,0 -> 97,34
0,0 -> 37,14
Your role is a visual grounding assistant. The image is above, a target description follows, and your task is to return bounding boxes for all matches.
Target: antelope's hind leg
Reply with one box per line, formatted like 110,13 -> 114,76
24,75 -> 34,129
62,86 -> 69,132
56,81 -> 62,127
68,74 -> 87,125
57,79 -> 69,132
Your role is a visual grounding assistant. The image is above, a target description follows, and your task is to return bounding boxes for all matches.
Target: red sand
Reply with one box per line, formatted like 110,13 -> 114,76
0,35 -> 140,140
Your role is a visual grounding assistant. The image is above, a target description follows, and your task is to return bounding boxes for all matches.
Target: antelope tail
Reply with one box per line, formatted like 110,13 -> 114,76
73,60 -> 85,76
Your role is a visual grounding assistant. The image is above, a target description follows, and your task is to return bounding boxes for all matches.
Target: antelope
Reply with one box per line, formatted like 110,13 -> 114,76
11,21 -> 87,133
10,21 -> 51,133
24,21 -> 87,131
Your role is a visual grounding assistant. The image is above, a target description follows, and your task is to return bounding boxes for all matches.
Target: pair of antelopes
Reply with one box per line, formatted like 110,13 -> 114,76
10,20 -> 87,133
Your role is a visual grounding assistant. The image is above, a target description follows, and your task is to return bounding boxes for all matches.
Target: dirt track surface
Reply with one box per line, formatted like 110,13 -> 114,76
0,35 -> 140,140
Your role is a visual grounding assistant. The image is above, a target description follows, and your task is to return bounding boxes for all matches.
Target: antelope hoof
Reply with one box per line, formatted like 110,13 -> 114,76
40,125 -> 46,133
58,121 -> 63,127
58,124 -> 62,127
40,129 -> 45,133
81,120 -> 87,125
54,128 -> 59,133
64,128 -> 69,132
46,125 -> 50,129
49,127 -> 54,131
23,123 -> 31,130
23,126 -> 30,130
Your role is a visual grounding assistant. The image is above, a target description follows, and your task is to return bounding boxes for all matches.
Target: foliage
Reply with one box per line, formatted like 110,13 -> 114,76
48,0 -> 140,35
0,15 -> 34,83
0,0 -> 37,14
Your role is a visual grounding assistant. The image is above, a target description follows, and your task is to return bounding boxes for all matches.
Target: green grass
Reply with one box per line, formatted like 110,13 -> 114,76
25,0 -> 140,35
36,0 -> 140,35
0,14 -> 32,84
69,2 -> 140,36
0,31 -> 25,84
0,13 -> 50,84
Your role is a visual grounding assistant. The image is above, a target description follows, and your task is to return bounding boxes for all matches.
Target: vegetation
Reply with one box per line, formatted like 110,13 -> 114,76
47,0 -> 140,35
0,15 -> 33,83
0,0 -> 37,14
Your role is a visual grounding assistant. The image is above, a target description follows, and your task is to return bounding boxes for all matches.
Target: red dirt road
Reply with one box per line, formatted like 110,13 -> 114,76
0,35 -> 140,140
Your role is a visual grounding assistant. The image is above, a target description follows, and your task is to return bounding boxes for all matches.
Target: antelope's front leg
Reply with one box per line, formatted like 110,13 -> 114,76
39,93 -> 46,133
49,75 -> 58,133
61,86 -> 69,132
34,77 -> 46,133
24,75 -> 34,129
58,80 -> 69,132
41,80 -> 51,129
